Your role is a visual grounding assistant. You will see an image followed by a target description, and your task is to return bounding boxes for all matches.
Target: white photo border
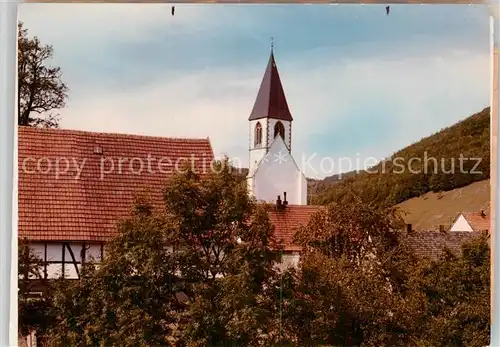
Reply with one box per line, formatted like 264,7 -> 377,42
1,1 -> 498,346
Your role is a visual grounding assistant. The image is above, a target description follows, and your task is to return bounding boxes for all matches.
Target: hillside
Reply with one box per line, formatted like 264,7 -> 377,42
396,179 -> 490,231
311,107 -> 490,207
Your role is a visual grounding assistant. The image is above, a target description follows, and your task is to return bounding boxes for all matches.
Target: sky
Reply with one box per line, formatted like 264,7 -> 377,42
19,4 -> 490,178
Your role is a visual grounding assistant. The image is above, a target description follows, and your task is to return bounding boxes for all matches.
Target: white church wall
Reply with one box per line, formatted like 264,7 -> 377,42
64,264 -> 81,279
46,263 -> 63,279
299,170 -> 307,205
252,137 -> 305,205
450,214 -> 474,232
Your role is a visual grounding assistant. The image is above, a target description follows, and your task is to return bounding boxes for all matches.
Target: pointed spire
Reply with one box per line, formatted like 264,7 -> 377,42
248,48 -> 293,122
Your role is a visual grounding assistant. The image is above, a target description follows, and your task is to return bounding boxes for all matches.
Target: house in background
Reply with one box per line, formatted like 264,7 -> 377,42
449,211 -> 490,232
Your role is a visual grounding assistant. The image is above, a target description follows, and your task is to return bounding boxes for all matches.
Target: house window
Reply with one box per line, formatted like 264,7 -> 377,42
274,121 -> 285,139
254,122 -> 262,146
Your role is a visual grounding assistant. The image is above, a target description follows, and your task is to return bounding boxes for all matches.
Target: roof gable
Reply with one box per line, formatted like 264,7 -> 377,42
248,51 -> 293,122
450,212 -> 490,232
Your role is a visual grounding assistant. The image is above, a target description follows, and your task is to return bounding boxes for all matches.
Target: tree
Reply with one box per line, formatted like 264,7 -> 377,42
18,22 -> 68,128
162,159 -> 282,346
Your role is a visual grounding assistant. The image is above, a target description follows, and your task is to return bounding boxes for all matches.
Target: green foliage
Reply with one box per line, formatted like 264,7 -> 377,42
312,107 -> 490,206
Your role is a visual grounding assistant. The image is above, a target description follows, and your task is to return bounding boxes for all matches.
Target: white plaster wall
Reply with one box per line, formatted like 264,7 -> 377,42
64,242 -> 83,262
450,215 -> 474,232
46,264 -> 63,279
46,244 -> 62,262
24,242 -> 104,279
299,171 -> 307,205
64,264 -> 81,279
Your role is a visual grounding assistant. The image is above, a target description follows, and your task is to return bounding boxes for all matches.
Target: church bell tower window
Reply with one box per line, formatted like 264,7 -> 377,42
274,121 -> 285,140
254,122 -> 262,147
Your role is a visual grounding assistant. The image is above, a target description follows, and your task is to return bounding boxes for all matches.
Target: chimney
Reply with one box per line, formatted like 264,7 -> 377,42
276,195 -> 282,209
406,224 -> 412,233
283,192 -> 288,206
439,225 -> 445,233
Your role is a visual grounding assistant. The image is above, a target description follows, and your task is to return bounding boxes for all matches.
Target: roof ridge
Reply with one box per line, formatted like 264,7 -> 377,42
18,126 -> 211,143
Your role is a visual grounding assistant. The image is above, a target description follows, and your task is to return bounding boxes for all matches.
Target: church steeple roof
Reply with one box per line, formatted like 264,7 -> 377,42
248,49 -> 293,122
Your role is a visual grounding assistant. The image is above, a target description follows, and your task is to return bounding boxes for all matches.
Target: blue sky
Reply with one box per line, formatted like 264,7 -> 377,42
19,4 -> 490,178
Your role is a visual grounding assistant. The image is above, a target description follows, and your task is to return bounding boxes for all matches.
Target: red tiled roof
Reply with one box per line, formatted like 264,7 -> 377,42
268,205 -> 323,251
462,212 -> 490,232
18,126 -> 214,242
248,50 -> 293,122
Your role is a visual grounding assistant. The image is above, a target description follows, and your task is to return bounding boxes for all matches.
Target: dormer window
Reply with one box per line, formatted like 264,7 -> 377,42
274,121 -> 285,139
254,122 -> 262,146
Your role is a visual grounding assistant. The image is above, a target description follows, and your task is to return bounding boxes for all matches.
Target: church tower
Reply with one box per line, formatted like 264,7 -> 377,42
248,48 -> 293,173
247,48 -> 307,205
